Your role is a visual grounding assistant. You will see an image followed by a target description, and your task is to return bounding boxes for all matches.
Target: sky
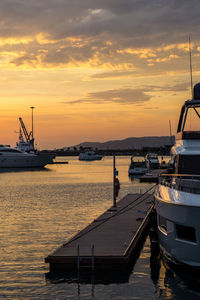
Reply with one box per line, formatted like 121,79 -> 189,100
1,0 -> 200,149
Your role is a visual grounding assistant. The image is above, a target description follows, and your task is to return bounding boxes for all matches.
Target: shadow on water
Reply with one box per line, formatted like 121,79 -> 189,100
148,212 -> 200,299
128,175 -> 141,182
46,270 -> 131,285
160,255 -> 200,296
149,229 -> 200,299
0,167 -> 52,173
156,265 -> 200,300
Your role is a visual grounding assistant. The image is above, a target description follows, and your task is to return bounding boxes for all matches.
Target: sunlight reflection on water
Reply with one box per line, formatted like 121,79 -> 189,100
0,156 -> 199,299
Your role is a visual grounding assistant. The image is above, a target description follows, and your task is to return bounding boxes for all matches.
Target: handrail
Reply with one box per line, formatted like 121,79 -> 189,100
158,173 -> 200,194
160,173 -> 200,178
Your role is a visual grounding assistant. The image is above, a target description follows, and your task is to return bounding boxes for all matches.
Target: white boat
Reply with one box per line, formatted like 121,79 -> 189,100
155,83 -> 200,269
0,145 -> 53,168
16,129 -> 34,152
79,151 -> 103,161
128,158 -> 147,175
145,153 -> 160,169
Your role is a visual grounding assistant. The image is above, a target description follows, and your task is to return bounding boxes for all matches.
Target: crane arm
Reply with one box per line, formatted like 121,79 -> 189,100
19,117 -> 31,142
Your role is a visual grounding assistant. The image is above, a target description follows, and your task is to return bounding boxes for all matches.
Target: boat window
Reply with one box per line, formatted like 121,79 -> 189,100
176,224 -> 196,243
0,149 -> 21,153
134,161 -> 146,167
178,155 -> 200,175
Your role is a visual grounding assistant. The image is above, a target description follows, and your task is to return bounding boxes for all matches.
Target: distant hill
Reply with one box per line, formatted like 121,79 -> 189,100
65,136 -> 175,150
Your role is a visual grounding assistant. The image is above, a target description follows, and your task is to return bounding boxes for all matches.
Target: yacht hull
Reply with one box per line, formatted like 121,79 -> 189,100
0,154 -> 53,168
128,167 -> 147,175
155,185 -> 200,267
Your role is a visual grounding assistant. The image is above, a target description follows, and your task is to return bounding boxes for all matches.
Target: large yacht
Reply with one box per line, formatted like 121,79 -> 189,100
0,145 -> 53,168
155,83 -> 200,269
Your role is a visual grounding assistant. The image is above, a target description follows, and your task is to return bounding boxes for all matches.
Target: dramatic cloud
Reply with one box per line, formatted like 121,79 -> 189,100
0,0 -> 200,71
1,0 -> 200,42
61,88 -> 151,105
141,82 -> 190,92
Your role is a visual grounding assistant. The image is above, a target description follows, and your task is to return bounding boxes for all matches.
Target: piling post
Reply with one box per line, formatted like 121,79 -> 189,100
77,245 -> 80,272
91,244 -> 95,271
113,155 -> 116,207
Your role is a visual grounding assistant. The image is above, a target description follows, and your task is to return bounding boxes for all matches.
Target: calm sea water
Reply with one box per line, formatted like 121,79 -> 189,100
0,156 -> 200,299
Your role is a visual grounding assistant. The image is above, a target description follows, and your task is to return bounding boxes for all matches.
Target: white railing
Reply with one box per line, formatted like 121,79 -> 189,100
159,174 -> 200,194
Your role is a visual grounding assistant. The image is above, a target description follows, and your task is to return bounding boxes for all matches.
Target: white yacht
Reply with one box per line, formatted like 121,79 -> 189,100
128,157 -> 147,175
145,153 -> 160,169
0,145 -> 53,168
155,83 -> 200,269
79,150 -> 103,161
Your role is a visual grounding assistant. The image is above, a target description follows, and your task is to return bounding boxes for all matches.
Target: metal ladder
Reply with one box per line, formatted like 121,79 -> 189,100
77,244 -> 95,272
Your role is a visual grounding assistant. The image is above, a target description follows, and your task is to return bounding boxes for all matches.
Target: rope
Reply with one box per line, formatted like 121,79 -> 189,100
63,184 -> 157,247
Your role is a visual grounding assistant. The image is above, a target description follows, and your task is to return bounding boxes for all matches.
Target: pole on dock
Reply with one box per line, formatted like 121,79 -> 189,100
113,155 -> 119,208
91,244 -> 95,271
30,106 -> 35,150
113,155 -> 116,207
77,244 -> 80,272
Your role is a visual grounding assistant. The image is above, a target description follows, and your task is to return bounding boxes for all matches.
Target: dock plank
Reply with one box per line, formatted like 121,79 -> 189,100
45,192 -> 155,273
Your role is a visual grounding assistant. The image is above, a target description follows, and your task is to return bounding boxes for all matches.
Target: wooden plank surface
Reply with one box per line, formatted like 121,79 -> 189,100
46,192 -> 154,265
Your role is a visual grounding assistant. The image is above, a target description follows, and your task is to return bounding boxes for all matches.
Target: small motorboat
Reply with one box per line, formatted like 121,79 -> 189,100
128,157 -> 147,176
145,153 -> 160,169
79,151 -> 103,161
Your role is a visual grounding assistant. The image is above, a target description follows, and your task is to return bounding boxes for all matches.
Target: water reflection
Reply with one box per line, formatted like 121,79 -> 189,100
0,166 -> 51,173
1,155 -> 200,299
149,238 -> 200,299
128,174 -> 141,182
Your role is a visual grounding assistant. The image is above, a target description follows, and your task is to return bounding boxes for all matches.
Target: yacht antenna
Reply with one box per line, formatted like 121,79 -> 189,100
189,36 -> 193,98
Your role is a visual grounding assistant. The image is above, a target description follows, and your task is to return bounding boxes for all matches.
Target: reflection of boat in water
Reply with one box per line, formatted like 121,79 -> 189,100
145,153 -> 160,169
155,83 -> 200,270
128,157 -> 147,175
0,145 -> 53,168
79,151 -> 103,161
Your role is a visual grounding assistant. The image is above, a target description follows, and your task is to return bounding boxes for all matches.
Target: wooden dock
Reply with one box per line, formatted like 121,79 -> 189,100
45,191 -> 155,274
140,169 -> 164,182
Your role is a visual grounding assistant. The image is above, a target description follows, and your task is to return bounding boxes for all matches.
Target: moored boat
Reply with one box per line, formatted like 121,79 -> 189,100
155,83 -> 200,269
0,145 -> 53,168
145,153 -> 160,169
79,150 -> 103,161
128,157 -> 147,175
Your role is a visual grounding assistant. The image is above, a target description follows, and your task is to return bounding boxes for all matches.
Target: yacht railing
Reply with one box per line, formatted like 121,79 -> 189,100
159,174 -> 200,194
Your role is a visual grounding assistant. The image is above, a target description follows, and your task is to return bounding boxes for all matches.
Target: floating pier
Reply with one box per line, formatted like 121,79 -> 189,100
50,161 -> 69,164
45,191 -> 155,275
140,169 -> 164,182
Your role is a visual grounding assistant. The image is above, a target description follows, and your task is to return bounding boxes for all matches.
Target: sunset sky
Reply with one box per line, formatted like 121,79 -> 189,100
1,0 -> 200,149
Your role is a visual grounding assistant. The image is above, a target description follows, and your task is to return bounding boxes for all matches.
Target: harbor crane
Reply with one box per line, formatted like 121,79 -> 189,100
17,117 -> 34,151
19,117 -> 33,142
